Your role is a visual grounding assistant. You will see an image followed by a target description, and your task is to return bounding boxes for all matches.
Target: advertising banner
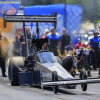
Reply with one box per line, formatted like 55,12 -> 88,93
0,2 -> 20,33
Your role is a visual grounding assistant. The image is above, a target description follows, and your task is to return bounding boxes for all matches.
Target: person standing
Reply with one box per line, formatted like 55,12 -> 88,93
90,31 -> 100,70
41,29 -> 49,39
0,29 -> 9,77
46,27 -> 60,56
41,29 -> 49,50
20,26 -> 35,57
76,38 -> 85,49
11,31 -> 20,56
59,28 -> 74,54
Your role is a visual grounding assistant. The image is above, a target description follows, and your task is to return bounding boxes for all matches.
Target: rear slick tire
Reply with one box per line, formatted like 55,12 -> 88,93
8,57 -> 24,86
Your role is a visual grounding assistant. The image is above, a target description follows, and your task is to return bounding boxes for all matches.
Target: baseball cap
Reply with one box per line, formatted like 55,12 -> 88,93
51,27 -> 56,31
94,30 -> 99,34
78,37 -> 81,41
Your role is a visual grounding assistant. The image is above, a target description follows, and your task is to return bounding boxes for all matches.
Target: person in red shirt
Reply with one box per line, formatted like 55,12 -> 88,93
76,38 -> 85,49
41,29 -> 49,49
41,29 -> 49,39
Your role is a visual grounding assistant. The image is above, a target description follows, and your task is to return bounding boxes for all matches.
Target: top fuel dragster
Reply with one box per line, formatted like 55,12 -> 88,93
3,10 -> 100,93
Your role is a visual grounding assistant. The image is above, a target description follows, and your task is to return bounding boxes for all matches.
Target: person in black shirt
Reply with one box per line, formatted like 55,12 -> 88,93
20,26 -> 35,57
59,28 -> 73,54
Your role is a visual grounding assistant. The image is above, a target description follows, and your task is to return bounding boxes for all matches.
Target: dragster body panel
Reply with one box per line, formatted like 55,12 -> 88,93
34,61 -> 74,82
41,62 -> 74,80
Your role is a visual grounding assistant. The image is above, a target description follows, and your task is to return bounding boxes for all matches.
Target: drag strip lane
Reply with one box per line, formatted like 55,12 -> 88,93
0,71 -> 100,100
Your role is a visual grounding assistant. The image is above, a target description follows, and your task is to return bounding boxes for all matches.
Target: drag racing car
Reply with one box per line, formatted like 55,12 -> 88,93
3,11 -> 100,94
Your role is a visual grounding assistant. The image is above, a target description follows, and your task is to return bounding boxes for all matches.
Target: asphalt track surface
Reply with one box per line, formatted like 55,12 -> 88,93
0,69 -> 100,100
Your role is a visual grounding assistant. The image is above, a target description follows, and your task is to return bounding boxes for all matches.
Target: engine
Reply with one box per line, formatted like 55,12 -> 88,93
24,55 -> 36,72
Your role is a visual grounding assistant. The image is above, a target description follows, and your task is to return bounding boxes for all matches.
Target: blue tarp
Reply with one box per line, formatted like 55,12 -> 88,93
24,4 -> 83,45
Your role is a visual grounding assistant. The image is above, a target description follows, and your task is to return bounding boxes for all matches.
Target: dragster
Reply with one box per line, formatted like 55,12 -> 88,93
3,10 -> 100,93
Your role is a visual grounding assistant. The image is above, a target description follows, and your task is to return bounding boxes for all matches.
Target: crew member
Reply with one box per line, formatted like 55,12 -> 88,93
11,31 -> 20,56
41,29 -> 49,50
0,29 -> 9,77
59,28 -> 74,54
41,29 -> 49,39
76,38 -> 85,49
75,37 -> 86,69
90,31 -> 100,70
20,26 -> 35,57
46,27 -> 60,56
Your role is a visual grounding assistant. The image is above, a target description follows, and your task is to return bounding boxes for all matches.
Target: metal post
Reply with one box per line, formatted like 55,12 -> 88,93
23,22 -> 29,56
64,0 -> 66,28
23,22 -> 26,42
36,22 -> 39,39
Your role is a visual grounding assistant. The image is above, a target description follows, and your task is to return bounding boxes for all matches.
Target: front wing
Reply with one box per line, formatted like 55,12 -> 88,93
41,78 -> 100,88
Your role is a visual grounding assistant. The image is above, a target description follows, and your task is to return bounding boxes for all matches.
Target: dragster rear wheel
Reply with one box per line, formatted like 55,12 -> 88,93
8,57 -> 25,86
52,71 -> 58,93
80,69 -> 87,91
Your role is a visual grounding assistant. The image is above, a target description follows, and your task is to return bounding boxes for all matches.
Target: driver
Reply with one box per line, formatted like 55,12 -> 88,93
90,30 -> 100,70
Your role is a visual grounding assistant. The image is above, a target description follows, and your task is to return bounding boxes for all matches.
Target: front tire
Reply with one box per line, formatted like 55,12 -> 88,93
52,71 -> 58,93
80,69 -> 87,91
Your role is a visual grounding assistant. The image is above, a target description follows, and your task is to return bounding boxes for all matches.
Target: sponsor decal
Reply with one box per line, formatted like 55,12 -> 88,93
79,46 -> 83,49
58,80 -> 87,85
40,73 -> 52,78
1,5 -> 16,15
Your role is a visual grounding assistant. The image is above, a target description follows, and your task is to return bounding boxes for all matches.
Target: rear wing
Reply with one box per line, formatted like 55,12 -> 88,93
3,10 -> 57,28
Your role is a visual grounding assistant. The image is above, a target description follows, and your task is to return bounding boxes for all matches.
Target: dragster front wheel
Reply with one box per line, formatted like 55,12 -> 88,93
80,69 -> 87,91
52,71 -> 58,93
